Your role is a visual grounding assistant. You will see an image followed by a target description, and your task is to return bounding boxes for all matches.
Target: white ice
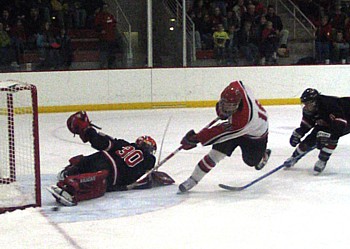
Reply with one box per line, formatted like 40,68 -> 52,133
1,106 -> 350,249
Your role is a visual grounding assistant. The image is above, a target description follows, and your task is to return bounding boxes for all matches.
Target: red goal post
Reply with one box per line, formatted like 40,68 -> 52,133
0,81 -> 41,214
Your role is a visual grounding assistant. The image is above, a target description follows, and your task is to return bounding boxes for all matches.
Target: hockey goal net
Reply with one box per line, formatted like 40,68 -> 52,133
0,81 -> 41,214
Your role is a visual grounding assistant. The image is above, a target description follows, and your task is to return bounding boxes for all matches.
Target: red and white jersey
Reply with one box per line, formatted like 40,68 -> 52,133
197,81 -> 268,145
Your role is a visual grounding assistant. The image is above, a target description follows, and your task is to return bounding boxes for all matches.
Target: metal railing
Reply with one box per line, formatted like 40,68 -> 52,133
109,0 -> 133,59
265,0 -> 316,56
163,0 -> 197,62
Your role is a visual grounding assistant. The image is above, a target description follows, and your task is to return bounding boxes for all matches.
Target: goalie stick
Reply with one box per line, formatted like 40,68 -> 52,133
219,147 -> 315,191
127,117 -> 220,190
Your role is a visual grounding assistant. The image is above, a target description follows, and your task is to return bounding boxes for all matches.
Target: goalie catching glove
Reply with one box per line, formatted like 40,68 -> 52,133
67,111 -> 92,142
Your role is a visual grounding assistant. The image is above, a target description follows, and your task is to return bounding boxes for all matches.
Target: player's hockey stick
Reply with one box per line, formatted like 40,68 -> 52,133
219,147 -> 315,191
127,117 -> 220,190
218,164 -> 286,191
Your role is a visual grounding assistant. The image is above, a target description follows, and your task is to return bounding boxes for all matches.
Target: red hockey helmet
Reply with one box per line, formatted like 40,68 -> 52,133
136,136 -> 157,155
220,84 -> 243,114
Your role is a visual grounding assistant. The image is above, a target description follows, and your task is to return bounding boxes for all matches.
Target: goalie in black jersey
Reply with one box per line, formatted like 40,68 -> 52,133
48,111 -> 174,206
284,88 -> 350,174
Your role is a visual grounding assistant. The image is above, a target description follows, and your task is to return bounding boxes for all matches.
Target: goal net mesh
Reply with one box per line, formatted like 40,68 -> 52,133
0,81 -> 41,213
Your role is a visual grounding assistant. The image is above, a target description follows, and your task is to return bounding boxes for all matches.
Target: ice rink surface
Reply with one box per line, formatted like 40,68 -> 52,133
1,105 -> 350,249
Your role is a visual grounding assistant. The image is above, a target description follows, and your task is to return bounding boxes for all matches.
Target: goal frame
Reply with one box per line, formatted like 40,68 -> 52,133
0,83 -> 41,214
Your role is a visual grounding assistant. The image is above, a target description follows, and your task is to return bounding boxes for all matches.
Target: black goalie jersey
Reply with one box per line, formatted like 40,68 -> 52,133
82,128 -> 156,190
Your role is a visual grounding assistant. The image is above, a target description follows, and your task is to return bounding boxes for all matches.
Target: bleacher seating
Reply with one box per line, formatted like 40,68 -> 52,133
20,29 -> 101,69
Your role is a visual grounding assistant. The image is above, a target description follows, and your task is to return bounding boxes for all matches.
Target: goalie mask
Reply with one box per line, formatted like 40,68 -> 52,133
136,136 -> 157,155
300,88 -> 319,113
219,85 -> 243,115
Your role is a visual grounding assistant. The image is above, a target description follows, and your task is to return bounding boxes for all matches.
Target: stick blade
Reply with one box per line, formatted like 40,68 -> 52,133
218,184 -> 245,191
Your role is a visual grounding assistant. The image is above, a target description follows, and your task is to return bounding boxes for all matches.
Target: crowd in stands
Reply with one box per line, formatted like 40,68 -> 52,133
301,0 -> 350,64
188,0 -> 350,65
2,0 -> 350,70
188,0 -> 290,65
0,0 -> 120,70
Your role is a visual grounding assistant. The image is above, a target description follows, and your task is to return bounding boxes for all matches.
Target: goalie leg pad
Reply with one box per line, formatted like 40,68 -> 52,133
60,170 -> 109,203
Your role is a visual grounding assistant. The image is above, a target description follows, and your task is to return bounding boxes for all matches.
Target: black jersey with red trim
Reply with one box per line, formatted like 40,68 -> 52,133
300,95 -> 350,138
85,128 -> 156,187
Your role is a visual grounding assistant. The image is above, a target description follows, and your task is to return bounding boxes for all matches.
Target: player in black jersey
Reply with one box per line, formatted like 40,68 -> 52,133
48,111 -> 174,206
284,88 -> 350,174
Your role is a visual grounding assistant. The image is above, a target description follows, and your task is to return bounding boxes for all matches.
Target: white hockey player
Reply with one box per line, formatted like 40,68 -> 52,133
178,80 -> 271,193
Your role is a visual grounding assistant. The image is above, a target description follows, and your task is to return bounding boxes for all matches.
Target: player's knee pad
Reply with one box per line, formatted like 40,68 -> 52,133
58,170 -> 109,203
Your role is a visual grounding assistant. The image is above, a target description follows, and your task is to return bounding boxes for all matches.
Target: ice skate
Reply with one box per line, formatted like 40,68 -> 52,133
314,159 -> 327,175
283,156 -> 297,168
47,185 -> 76,206
255,149 -> 271,170
178,177 -> 198,193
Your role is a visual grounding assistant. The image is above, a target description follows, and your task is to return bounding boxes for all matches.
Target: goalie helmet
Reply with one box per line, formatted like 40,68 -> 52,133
136,136 -> 157,155
220,84 -> 243,114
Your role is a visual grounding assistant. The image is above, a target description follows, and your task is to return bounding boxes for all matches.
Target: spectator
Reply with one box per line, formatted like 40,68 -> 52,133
266,5 -> 289,49
331,30 -> 349,63
0,9 -> 13,33
260,20 -> 278,65
226,9 -> 240,31
233,0 -> 247,18
12,0 -> 28,21
50,0 -> 73,28
32,0 -> 52,23
252,0 -> 266,16
10,18 -> 26,67
94,3 -> 118,69
213,23 -> 229,65
56,27 -> 73,68
0,22 -> 14,67
212,0 -> 227,16
25,7 -> 43,49
226,24 -> 239,65
36,21 -> 60,69
315,15 -> 333,64
197,13 -> 214,49
240,3 -> 259,30
50,0 -> 65,28
72,0 -> 87,28
344,15 -> 350,42
298,0 -> 321,25
211,6 -> 227,30
192,10 -> 204,50
192,0 -> 210,16
237,20 -> 259,65
329,5 -> 347,31
82,0 -> 104,28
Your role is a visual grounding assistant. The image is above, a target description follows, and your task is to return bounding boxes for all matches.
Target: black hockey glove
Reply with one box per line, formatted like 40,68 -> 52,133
316,131 -> 331,149
181,130 -> 199,150
290,129 -> 303,147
